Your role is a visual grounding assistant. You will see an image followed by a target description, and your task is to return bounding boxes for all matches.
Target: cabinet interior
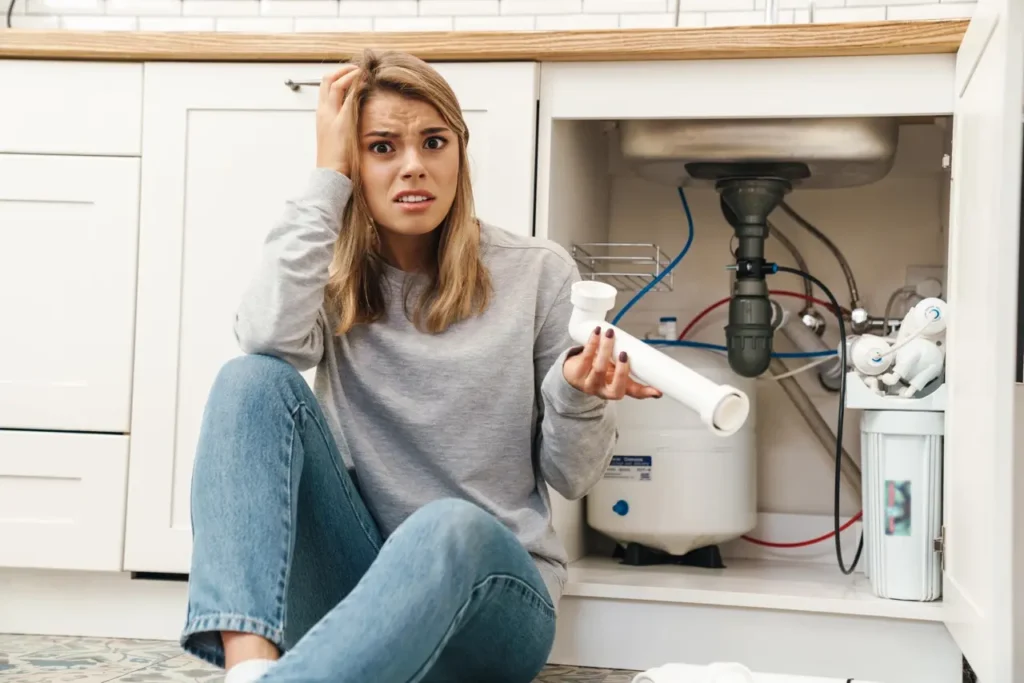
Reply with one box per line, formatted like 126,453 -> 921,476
539,114 -> 954,619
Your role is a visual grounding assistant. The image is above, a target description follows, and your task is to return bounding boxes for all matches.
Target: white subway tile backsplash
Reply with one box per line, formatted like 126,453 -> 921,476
105,0 -> 180,15
61,13 -> 137,27
454,14 -> 535,29
755,0 -> 843,8
216,14 -> 294,28
585,0 -> 665,12
183,0 -> 259,16
887,2 -> 973,17
678,0 -> 752,11
676,10 -> 704,25
21,0 -> 978,33
11,13 -> 61,25
374,15 -> 454,29
421,0 -> 498,15
847,0 -> 928,5
537,11 -> 618,28
28,0 -> 102,15
704,9 -> 762,25
501,0 -> 582,16
261,0 -> 335,15
139,15 -> 215,27
340,1 -> 416,16
295,16 -> 374,29
813,6 -> 886,21
619,11 -> 675,27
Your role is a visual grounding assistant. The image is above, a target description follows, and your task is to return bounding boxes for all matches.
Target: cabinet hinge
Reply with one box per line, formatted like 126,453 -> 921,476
934,525 -> 946,572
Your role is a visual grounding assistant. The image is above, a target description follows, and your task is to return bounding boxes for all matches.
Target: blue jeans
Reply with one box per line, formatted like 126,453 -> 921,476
181,354 -> 557,683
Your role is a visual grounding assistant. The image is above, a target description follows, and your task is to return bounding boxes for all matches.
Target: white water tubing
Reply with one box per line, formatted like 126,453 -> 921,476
567,280 -> 750,437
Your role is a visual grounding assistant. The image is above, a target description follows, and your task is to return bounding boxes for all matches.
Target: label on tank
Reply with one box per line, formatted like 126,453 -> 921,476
604,455 -> 652,482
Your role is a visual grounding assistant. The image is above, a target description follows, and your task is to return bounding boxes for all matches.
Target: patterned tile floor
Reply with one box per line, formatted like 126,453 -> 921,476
0,634 -> 637,682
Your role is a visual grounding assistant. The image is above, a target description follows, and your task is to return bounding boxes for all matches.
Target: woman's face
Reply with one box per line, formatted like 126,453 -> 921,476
358,91 -> 460,240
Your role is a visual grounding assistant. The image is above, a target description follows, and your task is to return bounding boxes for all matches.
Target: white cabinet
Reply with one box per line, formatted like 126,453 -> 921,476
535,3 -> 1022,681
0,61 -> 142,156
940,2 -> 1023,681
123,61 -> 539,573
0,154 -> 140,433
0,431 -> 129,571
0,60 -> 142,575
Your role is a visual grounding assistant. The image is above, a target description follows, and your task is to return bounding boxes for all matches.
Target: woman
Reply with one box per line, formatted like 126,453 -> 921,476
181,50 -> 660,683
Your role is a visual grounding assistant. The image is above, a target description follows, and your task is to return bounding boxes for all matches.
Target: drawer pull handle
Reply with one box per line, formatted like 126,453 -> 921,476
285,79 -> 321,92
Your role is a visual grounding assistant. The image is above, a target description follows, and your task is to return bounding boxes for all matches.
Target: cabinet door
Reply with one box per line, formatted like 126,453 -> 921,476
0,154 -> 139,433
124,62 -> 539,572
0,431 -> 129,571
942,3 -> 1023,681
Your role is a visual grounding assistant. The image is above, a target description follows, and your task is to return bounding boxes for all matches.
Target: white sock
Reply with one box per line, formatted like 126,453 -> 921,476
225,658 -> 277,683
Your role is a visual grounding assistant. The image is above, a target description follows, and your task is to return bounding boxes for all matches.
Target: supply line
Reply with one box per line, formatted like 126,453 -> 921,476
611,186 -> 695,326
741,512 -> 862,549
646,339 -> 835,359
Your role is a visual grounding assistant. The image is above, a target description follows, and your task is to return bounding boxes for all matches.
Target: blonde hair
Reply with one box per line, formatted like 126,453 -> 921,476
325,49 -> 491,336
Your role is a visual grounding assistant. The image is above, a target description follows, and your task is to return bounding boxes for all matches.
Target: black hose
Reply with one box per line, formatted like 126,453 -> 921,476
767,219 -> 814,306
774,264 -> 863,575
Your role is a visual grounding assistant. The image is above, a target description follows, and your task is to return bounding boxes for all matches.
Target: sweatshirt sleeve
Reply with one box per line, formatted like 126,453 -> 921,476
534,267 -> 618,501
234,168 -> 352,371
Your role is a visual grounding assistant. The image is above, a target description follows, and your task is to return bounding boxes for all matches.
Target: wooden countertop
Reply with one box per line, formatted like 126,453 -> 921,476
0,19 -> 967,62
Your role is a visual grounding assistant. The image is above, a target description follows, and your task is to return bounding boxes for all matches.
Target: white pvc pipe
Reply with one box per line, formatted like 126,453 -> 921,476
632,662 -> 884,683
568,280 -> 750,437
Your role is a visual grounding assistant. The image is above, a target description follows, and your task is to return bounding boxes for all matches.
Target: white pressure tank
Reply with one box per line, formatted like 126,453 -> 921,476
587,345 -> 758,556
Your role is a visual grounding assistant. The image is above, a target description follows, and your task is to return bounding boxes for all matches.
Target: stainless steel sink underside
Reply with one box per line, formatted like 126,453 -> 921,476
618,117 -> 900,190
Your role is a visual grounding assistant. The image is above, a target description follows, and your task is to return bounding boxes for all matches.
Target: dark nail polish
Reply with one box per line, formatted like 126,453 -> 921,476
593,326 -> 602,336
566,345 -> 584,358
605,328 -> 615,338
619,351 -> 628,363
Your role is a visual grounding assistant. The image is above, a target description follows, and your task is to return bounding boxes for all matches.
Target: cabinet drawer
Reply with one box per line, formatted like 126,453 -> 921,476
0,154 -> 140,433
0,431 -> 129,571
0,61 -> 142,156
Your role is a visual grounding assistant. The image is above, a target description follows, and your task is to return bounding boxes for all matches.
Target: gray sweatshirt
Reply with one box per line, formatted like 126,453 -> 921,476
234,168 -> 617,605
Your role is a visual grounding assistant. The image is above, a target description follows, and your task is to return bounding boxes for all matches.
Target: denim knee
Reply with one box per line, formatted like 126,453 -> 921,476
209,353 -> 306,403
192,354 -> 309,495
391,499 -> 554,610
410,499 -> 495,537
395,500 -> 514,564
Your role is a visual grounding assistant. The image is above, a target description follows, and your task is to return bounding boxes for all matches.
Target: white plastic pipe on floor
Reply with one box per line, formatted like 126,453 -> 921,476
632,662 -> 885,683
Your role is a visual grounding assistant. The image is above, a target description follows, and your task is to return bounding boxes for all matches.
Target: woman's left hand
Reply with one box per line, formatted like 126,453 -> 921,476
563,326 -> 662,400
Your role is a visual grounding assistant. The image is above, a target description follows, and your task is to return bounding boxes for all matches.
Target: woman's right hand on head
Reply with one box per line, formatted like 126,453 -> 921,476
316,65 -> 361,178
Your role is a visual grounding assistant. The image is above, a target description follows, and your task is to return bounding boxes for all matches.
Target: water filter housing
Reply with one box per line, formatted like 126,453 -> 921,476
588,346 -> 758,556
846,374 -> 946,601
